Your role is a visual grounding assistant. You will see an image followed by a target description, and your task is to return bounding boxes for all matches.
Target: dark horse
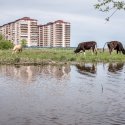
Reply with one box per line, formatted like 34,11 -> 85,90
74,41 -> 97,55
103,41 -> 125,54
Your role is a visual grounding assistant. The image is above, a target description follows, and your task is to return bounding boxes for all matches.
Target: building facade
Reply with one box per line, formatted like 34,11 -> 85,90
38,20 -> 70,47
0,17 -> 38,47
0,17 -> 70,47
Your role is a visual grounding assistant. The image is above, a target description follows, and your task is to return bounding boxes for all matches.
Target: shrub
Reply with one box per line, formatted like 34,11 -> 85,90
0,34 -> 4,41
0,40 -> 14,50
21,39 -> 27,47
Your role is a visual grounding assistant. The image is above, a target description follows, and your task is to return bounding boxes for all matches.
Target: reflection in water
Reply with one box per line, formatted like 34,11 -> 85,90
75,63 -> 96,76
0,63 -> 125,125
0,64 -> 71,83
39,64 -> 71,79
108,62 -> 124,73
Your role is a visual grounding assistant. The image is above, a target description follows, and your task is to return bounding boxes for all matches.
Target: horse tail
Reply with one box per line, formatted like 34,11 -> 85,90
103,42 -> 108,52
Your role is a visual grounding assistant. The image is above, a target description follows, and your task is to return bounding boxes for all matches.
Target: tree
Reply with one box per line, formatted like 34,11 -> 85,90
94,0 -> 125,21
0,34 -> 14,49
0,40 -> 14,50
0,34 -> 4,41
21,39 -> 27,47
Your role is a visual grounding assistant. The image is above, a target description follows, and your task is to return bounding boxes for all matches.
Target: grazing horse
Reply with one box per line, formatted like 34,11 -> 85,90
12,44 -> 23,54
74,41 -> 97,55
103,41 -> 125,54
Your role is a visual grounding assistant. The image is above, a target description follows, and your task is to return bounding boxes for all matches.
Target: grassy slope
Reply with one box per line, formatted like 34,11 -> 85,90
0,48 -> 125,64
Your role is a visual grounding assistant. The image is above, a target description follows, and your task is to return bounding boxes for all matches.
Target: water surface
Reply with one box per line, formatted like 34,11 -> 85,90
0,63 -> 125,125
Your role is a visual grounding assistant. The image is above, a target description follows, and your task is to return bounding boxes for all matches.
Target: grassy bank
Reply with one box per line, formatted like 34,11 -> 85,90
0,48 -> 125,65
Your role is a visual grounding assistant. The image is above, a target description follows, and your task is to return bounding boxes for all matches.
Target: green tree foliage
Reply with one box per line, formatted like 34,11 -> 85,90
21,39 -> 27,47
0,34 -> 14,49
0,40 -> 14,50
0,34 -> 4,41
95,0 -> 125,12
94,0 -> 125,21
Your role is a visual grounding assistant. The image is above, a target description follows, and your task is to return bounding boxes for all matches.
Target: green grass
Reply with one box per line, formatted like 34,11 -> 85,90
0,48 -> 125,65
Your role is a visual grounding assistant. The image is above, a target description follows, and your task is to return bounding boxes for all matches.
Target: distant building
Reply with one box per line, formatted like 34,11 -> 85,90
0,17 -> 38,47
38,20 -> 70,47
0,17 -> 70,47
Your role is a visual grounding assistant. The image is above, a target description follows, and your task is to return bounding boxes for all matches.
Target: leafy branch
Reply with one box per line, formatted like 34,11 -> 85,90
94,0 -> 125,21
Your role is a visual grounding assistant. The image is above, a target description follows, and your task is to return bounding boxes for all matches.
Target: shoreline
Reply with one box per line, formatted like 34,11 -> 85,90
0,60 -> 124,66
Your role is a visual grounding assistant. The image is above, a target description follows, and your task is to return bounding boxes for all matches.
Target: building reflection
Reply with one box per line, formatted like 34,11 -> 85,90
0,64 -> 71,83
38,64 -> 71,79
75,63 -> 97,76
108,63 -> 124,73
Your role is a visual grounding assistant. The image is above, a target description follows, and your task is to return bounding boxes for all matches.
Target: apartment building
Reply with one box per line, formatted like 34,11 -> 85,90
0,17 -> 38,47
15,17 -> 38,46
0,17 -> 70,47
38,23 -> 53,47
38,20 -> 70,47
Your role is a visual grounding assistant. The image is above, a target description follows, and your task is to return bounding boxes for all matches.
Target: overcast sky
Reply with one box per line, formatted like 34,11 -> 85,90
1,0 -> 125,47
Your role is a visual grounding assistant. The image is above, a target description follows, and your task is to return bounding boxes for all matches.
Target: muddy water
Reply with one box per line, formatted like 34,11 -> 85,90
0,63 -> 125,125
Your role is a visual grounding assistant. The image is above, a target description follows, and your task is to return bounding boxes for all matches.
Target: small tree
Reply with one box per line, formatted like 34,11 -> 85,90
21,39 -> 27,47
0,40 -> 14,50
0,34 -> 14,49
0,34 -> 4,41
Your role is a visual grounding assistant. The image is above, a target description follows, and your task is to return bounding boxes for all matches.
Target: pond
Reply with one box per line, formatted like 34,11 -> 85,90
0,63 -> 125,125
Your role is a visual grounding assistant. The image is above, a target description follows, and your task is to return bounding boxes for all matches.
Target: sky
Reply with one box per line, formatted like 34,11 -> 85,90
1,0 -> 125,48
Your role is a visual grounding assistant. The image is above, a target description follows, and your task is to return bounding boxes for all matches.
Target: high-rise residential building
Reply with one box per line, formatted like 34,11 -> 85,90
16,17 -> 38,46
38,20 -> 70,47
0,17 -> 70,47
0,17 -> 38,47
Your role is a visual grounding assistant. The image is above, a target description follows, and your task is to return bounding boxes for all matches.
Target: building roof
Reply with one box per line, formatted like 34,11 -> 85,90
54,20 -> 70,24
0,18 -> 70,27
16,17 -> 37,22
38,20 -> 70,28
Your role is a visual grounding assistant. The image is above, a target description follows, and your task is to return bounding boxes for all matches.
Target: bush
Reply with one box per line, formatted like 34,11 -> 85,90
0,40 -> 14,50
0,34 -> 4,41
21,39 -> 27,47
